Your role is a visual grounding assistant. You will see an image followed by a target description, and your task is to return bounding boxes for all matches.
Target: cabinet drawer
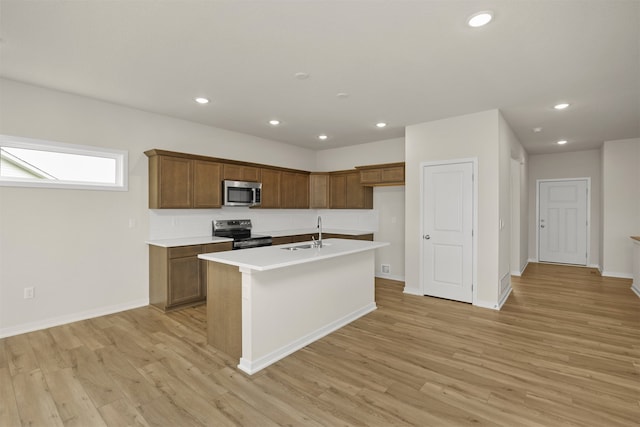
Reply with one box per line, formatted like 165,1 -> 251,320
203,242 -> 233,253
168,245 -> 203,259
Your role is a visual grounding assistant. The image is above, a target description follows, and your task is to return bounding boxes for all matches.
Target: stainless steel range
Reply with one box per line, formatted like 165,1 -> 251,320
212,219 -> 272,250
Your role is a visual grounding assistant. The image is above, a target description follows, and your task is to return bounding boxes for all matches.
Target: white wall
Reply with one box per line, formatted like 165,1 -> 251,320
315,137 -> 405,280
601,138 -> 640,277
405,110 -> 501,308
527,149 -> 601,267
501,114 -> 529,279
0,78 -> 318,337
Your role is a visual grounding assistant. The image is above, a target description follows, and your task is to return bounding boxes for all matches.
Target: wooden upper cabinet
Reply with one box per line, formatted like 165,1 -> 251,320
309,173 -> 330,209
223,164 -> 260,182
330,170 -> 373,209
281,171 -> 310,209
148,154 -> 221,209
260,168 -> 281,208
151,155 -> 193,208
193,160 -> 222,208
330,173 -> 347,209
356,162 -> 405,186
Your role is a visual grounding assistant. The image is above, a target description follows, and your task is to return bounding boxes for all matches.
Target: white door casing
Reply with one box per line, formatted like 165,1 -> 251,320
538,179 -> 588,266
422,161 -> 474,303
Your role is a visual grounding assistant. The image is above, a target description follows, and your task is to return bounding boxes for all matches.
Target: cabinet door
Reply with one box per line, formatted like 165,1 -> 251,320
309,173 -> 330,208
223,164 -> 260,182
168,256 -> 202,306
260,169 -> 281,208
330,174 -> 347,209
193,160 -> 222,208
360,169 -> 381,185
346,171 -> 372,209
381,166 -> 404,183
158,156 -> 192,208
281,172 -> 310,209
280,172 -> 296,209
294,173 -> 310,208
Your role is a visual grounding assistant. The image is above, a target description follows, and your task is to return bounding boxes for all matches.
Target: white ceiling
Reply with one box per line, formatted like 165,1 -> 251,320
1,0 -> 638,154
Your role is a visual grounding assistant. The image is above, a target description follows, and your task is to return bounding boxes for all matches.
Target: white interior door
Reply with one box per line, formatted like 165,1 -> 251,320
538,179 -> 588,265
422,162 -> 473,303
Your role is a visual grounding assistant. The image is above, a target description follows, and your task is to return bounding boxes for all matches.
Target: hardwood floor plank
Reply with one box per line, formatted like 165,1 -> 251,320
68,345 -> 124,408
4,334 -> 39,376
0,367 -> 21,427
43,367 -> 107,427
140,361 -> 237,427
94,345 -> 162,407
27,329 -> 72,374
12,369 -> 64,426
1,263 -> 638,426
97,399 -> 150,427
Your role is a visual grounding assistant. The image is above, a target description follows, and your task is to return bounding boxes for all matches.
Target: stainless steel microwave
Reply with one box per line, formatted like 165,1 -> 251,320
223,180 -> 262,207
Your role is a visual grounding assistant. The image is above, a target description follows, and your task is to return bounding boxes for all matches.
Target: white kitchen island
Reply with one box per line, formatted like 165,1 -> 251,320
198,238 -> 388,375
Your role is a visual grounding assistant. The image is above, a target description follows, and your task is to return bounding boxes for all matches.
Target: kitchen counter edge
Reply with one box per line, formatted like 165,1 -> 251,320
147,228 -> 375,248
198,238 -> 388,271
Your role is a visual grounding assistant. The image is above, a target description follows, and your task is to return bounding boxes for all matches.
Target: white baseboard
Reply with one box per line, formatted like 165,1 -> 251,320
510,261 -> 529,277
498,286 -> 512,309
631,283 -> 640,298
403,287 -> 422,296
602,271 -> 633,279
237,302 -> 377,375
0,298 -> 150,339
473,299 -> 500,310
375,273 -> 405,282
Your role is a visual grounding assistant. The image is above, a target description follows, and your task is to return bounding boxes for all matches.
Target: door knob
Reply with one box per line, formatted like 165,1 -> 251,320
423,234 -> 431,240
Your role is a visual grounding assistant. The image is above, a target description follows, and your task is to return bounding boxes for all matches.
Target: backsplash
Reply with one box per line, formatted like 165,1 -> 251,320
149,207 -> 379,240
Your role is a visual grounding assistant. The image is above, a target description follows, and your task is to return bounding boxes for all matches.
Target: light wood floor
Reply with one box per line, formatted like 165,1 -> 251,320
1,263 -> 639,426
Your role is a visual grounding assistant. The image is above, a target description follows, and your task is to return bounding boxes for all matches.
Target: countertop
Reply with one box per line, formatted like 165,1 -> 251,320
198,238 -> 388,271
146,228 -> 374,248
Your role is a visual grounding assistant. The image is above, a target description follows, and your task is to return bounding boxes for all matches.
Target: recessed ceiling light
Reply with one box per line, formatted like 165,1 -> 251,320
376,122 -> 387,128
336,92 -> 350,99
318,134 -> 328,141
554,103 -> 570,110
194,97 -> 209,104
557,140 -> 568,145
533,127 -> 543,133
269,120 -> 280,126
467,11 -> 493,27
294,72 -> 310,80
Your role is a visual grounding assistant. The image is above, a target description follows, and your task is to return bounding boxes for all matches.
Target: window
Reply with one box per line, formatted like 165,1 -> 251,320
0,135 -> 128,191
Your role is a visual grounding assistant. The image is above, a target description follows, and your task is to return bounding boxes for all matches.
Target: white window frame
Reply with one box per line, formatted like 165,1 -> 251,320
0,135 -> 128,191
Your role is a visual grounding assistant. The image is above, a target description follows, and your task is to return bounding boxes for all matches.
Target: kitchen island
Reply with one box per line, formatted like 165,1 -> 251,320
198,238 -> 388,374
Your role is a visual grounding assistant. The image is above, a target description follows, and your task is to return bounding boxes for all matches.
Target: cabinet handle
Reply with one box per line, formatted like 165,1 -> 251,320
423,234 -> 431,240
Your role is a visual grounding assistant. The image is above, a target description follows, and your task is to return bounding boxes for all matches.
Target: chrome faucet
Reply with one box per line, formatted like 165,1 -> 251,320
316,215 -> 323,248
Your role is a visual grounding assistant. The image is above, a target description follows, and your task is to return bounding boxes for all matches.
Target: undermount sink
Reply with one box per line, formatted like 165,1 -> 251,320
281,243 -> 331,251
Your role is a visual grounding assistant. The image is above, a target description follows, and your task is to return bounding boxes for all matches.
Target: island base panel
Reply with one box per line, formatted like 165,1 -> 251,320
206,262 -> 242,359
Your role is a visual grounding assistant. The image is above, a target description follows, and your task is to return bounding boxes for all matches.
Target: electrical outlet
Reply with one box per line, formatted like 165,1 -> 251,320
24,287 -> 34,299
381,264 -> 390,274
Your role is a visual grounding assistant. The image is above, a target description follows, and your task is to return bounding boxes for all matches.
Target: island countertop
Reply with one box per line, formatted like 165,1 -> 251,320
198,238 -> 388,272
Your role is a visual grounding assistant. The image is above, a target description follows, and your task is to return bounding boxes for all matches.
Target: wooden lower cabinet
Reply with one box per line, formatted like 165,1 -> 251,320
271,236 -> 294,245
271,233 -> 373,246
149,241 -> 232,311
